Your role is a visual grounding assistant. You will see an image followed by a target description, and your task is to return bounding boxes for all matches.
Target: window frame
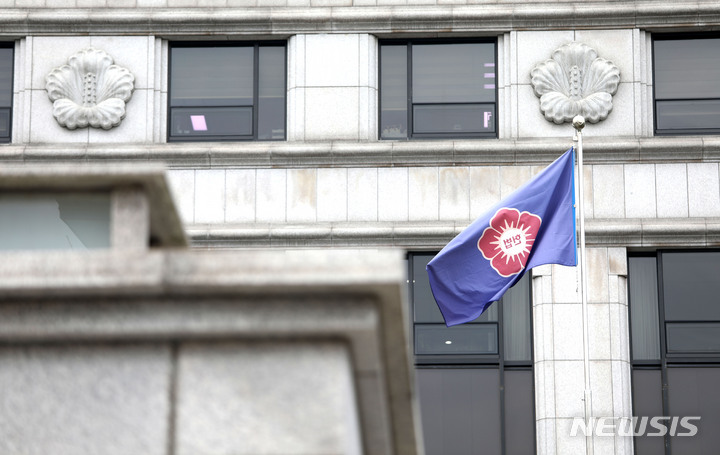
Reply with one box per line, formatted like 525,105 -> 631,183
408,251 -> 533,367
629,249 -> 720,365
628,250 -> 720,455
657,249 -> 720,363
0,41 -> 14,144
407,251 -> 536,455
167,41 -> 287,143
378,38 -> 498,141
652,32 -> 720,136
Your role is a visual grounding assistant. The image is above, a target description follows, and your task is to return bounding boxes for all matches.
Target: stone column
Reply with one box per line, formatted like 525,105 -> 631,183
533,247 -> 633,454
111,188 -> 150,251
287,33 -> 377,142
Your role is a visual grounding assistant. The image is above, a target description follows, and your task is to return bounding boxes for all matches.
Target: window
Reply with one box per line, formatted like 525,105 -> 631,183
629,251 -> 720,454
0,193 -> 110,250
408,252 -> 535,455
168,42 -> 286,142
0,43 -> 13,143
380,40 -> 497,140
653,34 -> 720,135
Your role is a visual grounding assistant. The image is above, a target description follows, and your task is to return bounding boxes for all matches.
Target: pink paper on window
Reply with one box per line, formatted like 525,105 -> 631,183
190,115 -> 208,131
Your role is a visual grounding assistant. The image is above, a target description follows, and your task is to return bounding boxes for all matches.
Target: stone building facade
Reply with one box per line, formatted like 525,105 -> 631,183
1,1 -> 720,454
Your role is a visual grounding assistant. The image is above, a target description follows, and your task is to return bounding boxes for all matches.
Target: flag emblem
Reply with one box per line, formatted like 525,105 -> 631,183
477,208 -> 542,277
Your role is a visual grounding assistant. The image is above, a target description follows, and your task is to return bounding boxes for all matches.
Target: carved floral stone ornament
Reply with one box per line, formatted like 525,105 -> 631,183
530,42 -> 620,124
46,48 -> 134,130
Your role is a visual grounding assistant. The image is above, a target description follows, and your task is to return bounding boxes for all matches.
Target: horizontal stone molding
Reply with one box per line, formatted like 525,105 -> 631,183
187,218 -> 720,249
2,136 -> 720,169
0,2 -> 718,35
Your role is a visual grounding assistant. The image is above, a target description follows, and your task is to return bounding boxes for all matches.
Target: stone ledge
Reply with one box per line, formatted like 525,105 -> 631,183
0,249 -> 407,295
2,136 -> 719,169
0,2 -> 718,35
188,218 -> 720,249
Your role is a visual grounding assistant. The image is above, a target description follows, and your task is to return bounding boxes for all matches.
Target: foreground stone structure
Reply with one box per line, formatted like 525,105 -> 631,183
0,166 -> 419,455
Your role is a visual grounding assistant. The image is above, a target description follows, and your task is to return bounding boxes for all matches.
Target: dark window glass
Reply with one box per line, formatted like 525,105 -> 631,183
656,100 -> 720,132
502,275 -> 532,362
504,370 -> 536,454
257,46 -> 286,140
416,368 -> 501,455
628,256 -> 661,361
169,43 -> 285,141
170,47 -> 253,107
662,251 -> 720,323
0,44 -> 13,142
380,45 -> 407,139
666,322 -> 720,353
415,324 -> 498,355
412,253 -> 447,323
413,104 -> 495,134
653,35 -> 720,135
408,252 -> 534,455
412,44 -> 494,103
667,368 -> 720,453
380,40 -> 497,140
654,39 -> 720,99
631,369 -> 665,455
170,107 -> 253,138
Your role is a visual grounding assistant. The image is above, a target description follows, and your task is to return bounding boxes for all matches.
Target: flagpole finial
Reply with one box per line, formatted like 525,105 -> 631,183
573,115 -> 586,131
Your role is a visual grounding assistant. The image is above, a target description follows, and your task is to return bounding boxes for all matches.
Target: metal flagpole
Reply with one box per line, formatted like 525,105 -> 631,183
573,115 -> 593,455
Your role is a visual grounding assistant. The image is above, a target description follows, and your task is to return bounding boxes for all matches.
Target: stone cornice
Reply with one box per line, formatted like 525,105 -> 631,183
2,136 -> 719,168
0,2 -> 718,36
187,218 -> 720,250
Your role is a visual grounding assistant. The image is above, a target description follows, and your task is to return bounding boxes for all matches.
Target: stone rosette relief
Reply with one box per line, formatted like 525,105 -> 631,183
46,48 -> 134,130
530,42 -> 620,124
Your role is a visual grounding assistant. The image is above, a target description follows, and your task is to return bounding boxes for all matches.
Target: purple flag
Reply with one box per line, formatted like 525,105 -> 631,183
427,148 -> 577,326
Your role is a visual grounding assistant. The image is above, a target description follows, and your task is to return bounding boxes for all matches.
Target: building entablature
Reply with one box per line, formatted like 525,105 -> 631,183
0,2 -> 718,36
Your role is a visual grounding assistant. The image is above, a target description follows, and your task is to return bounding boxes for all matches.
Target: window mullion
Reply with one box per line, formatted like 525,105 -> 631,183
253,43 -> 260,140
406,43 -> 413,141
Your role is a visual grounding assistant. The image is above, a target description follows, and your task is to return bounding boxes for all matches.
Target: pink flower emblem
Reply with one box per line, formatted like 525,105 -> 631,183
477,208 -> 542,277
